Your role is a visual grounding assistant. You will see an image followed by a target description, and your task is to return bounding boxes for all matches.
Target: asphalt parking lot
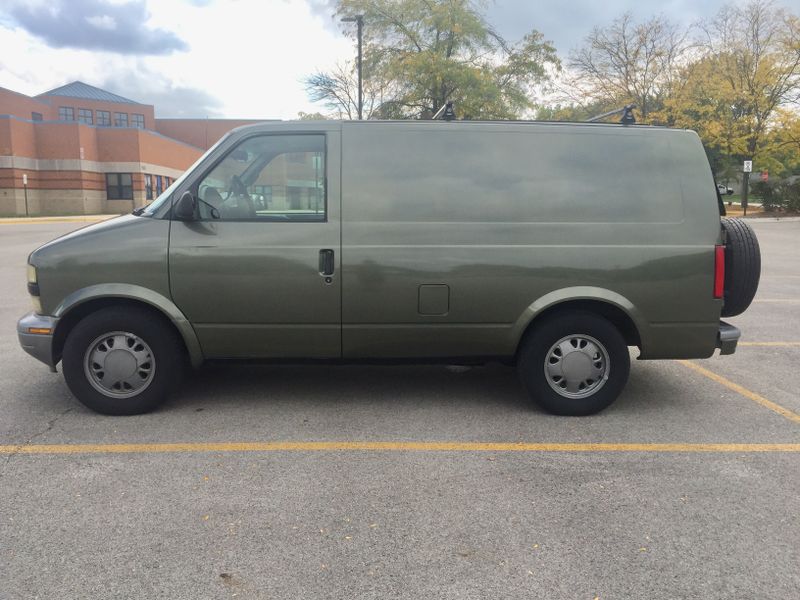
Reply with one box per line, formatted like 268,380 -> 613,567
1,219 -> 798,599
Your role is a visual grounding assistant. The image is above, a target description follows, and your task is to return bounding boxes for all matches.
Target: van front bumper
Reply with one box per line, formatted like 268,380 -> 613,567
717,321 -> 740,355
17,312 -> 59,372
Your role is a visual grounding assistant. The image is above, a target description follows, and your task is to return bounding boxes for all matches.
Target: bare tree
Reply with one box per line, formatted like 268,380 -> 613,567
304,61 -> 392,119
567,12 -> 691,119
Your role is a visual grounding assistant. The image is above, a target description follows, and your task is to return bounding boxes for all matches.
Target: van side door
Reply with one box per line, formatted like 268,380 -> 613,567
168,129 -> 341,359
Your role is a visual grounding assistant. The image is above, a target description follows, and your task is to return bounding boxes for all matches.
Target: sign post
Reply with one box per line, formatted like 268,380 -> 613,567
22,173 -> 29,217
742,160 -> 752,217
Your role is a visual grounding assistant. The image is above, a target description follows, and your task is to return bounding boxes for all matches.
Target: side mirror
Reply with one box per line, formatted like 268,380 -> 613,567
173,191 -> 196,220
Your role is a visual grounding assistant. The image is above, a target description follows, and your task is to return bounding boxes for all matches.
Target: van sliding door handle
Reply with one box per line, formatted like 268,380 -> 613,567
318,249 -> 335,276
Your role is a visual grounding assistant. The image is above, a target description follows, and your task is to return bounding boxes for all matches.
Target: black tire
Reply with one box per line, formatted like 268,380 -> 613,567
62,307 -> 185,415
518,311 -> 630,416
721,217 -> 761,317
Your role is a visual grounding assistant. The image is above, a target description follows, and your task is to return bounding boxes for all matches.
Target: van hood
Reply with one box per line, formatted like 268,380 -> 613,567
26,214 -> 171,317
28,214 -> 141,264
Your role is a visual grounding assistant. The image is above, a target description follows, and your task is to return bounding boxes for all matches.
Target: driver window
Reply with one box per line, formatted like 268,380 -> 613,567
196,134 -> 325,222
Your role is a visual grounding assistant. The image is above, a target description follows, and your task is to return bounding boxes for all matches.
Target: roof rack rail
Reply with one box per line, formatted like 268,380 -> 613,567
586,104 -> 636,125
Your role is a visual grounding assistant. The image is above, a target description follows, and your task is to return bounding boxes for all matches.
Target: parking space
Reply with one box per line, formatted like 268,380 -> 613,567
689,220 -> 800,415
1,219 -> 798,599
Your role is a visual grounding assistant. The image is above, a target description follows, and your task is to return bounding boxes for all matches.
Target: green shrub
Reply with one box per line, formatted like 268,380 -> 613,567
751,180 -> 782,211
779,180 -> 800,212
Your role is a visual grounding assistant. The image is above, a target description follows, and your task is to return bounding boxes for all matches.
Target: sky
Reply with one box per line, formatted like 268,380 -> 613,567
0,0 -> 791,120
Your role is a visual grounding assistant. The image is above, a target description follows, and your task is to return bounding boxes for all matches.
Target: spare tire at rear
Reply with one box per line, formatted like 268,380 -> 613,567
721,217 -> 761,317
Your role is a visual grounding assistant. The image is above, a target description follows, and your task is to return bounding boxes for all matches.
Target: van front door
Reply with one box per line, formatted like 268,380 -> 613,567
169,131 -> 341,359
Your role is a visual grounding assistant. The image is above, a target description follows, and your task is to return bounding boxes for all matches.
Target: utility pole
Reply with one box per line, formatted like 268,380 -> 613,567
341,15 -> 364,120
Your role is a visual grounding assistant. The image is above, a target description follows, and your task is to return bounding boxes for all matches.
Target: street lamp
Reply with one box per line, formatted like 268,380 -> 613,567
341,14 -> 364,120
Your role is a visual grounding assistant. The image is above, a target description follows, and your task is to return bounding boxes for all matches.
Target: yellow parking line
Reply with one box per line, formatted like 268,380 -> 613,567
738,342 -> 800,347
677,360 -> 800,425
0,441 -> 799,456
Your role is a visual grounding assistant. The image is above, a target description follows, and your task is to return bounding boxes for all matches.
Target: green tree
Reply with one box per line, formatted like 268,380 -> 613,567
769,110 -> 800,173
305,0 -> 560,119
662,56 -> 746,175
534,100 -> 614,122
699,0 -> 800,159
663,1 -> 800,176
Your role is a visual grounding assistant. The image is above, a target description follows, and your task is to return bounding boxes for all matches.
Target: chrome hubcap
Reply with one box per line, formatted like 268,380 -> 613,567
84,332 -> 155,398
544,334 -> 610,399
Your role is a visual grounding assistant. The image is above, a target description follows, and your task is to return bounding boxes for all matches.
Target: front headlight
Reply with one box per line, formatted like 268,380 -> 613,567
27,264 -> 37,284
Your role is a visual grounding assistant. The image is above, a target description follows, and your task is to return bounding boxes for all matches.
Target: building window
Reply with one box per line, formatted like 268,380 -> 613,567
58,107 -> 74,121
78,108 -> 93,125
97,110 -> 111,127
131,113 -> 145,129
31,112 -> 43,121
155,175 -> 163,196
145,174 -> 153,200
106,173 -> 133,200
114,112 -> 128,127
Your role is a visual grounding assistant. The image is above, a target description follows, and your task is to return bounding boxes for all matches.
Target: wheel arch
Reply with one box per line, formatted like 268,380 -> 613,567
512,287 -> 646,357
52,284 -> 203,368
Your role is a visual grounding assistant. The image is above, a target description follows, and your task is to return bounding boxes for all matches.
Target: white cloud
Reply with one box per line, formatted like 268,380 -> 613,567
0,25 -> 105,95
142,0 -> 353,118
85,14 -> 117,30
0,0 -> 354,119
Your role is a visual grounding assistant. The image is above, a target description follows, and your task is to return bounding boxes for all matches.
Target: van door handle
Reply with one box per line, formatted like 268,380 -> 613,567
319,249 -> 335,276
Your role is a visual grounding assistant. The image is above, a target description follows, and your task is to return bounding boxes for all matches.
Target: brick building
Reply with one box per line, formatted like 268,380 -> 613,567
0,81 -> 265,215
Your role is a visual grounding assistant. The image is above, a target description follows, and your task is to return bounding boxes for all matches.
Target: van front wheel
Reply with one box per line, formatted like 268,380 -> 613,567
62,307 -> 184,415
518,312 -> 630,416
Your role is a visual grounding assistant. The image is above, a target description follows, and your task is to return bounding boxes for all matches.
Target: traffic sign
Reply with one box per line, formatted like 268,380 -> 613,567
743,161 -> 752,173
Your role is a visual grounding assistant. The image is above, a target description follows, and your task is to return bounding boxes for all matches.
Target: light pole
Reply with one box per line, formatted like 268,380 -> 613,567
23,173 -> 29,216
341,14 -> 364,120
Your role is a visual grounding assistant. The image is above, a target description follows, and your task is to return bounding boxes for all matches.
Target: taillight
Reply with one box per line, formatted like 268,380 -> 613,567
714,245 -> 725,299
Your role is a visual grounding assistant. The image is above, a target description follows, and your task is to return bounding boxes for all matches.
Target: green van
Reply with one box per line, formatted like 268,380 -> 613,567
17,120 -> 761,416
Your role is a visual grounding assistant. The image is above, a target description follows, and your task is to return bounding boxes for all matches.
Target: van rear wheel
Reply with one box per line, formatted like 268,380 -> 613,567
518,311 -> 630,416
62,307 -> 184,415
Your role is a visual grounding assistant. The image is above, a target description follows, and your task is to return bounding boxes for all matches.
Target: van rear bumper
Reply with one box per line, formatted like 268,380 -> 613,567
639,321 -> 738,359
717,321 -> 740,355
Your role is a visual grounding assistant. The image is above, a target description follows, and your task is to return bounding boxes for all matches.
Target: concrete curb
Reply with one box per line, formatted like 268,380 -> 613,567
743,216 -> 800,223
0,214 -> 121,225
